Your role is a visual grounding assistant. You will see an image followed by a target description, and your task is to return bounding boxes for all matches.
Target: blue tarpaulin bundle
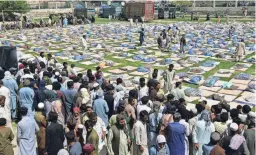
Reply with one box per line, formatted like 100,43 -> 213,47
189,76 -> 202,85
185,88 -> 202,97
234,73 -> 251,80
200,60 -> 216,67
204,76 -> 219,87
137,67 -> 150,73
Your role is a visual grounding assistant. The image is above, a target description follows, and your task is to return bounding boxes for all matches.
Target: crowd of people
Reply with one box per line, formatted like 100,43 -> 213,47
0,14 -> 95,31
0,50 -> 255,155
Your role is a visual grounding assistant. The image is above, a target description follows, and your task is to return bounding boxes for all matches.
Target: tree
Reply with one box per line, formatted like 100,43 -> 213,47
0,1 -> 30,13
172,0 -> 192,7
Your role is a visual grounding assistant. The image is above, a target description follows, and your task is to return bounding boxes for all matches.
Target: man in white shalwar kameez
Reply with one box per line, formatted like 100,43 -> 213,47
0,95 -> 12,131
17,107 -> 39,155
133,110 -> 149,155
81,35 -> 88,54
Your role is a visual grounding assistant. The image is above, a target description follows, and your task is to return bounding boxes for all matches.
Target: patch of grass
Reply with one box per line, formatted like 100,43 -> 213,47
183,82 -> 198,88
151,17 -> 254,24
191,100 -> 199,104
244,64 -> 255,75
252,107 -> 256,112
203,59 -> 237,80
95,17 -> 126,24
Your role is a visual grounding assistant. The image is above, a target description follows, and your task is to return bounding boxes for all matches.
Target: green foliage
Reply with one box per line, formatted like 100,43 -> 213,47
0,1 -> 30,13
172,0 -> 192,7
41,2 -> 49,9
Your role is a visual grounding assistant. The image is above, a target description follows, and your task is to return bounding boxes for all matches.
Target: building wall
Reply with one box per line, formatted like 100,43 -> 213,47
187,6 -> 255,16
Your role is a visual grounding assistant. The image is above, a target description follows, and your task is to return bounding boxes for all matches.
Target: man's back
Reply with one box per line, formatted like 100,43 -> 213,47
3,79 -> 18,95
93,98 -> 109,124
18,116 -> 39,155
18,116 -> 38,139
19,87 -> 34,103
104,94 -> 114,118
46,122 -> 64,154
69,142 -> 82,155
63,89 -> 77,106
167,122 -> 185,155
220,135 -> 245,155
87,129 -> 99,155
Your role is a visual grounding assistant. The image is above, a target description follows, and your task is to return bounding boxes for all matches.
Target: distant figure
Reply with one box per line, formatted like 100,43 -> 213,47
91,16 -> 95,23
229,26 -> 235,39
244,9 -> 247,17
81,35 -> 88,54
180,34 -> 186,54
226,14 -> 229,24
135,17 -> 138,26
139,28 -> 145,46
242,7 -> 247,17
129,18 -> 133,27
235,39 -> 246,62
217,16 -> 221,24
191,12 -> 194,21
63,17 -> 68,27
40,18 -> 43,26
141,16 -> 145,23
157,33 -> 163,49
48,18 -> 52,26
162,29 -> 167,40
206,13 -> 210,21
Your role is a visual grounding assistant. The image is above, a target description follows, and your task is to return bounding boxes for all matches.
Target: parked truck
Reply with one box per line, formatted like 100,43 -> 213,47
74,8 -> 96,19
124,1 -> 154,21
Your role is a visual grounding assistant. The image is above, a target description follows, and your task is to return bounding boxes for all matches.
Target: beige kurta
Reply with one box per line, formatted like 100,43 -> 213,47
132,120 -> 148,155
107,128 -> 130,155
163,70 -> 175,92
0,127 -> 14,155
236,42 -> 246,56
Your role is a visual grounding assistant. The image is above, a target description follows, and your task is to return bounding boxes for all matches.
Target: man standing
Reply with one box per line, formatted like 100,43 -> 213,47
148,101 -> 162,147
19,79 -> 35,117
157,33 -> 163,49
125,97 -> 136,121
88,112 -> 107,154
66,132 -> 82,155
104,85 -> 115,119
202,132 -> 225,155
133,110 -> 149,155
180,34 -> 186,54
93,90 -> 109,127
85,120 -> 99,155
139,28 -> 145,46
17,107 -> 39,155
45,111 -> 65,155
2,71 -> 18,119
163,64 -> 175,93
34,103 -> 46,155
0,80 -> 10,109
166,112 -> 186,155
235,39 -> 246,62
81,35 -> 88,54
107,114 -> 130,155
138,77 -> 149,101
63,81 -> 77,117
0,95 -> 12,130
170,82 -> 185,100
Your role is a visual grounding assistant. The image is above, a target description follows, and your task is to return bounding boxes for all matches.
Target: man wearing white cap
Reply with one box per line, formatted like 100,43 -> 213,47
220,122 -> 249,155
34,102 -> 46,155
90,82 -> 99,105
149,135 -> 170,155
